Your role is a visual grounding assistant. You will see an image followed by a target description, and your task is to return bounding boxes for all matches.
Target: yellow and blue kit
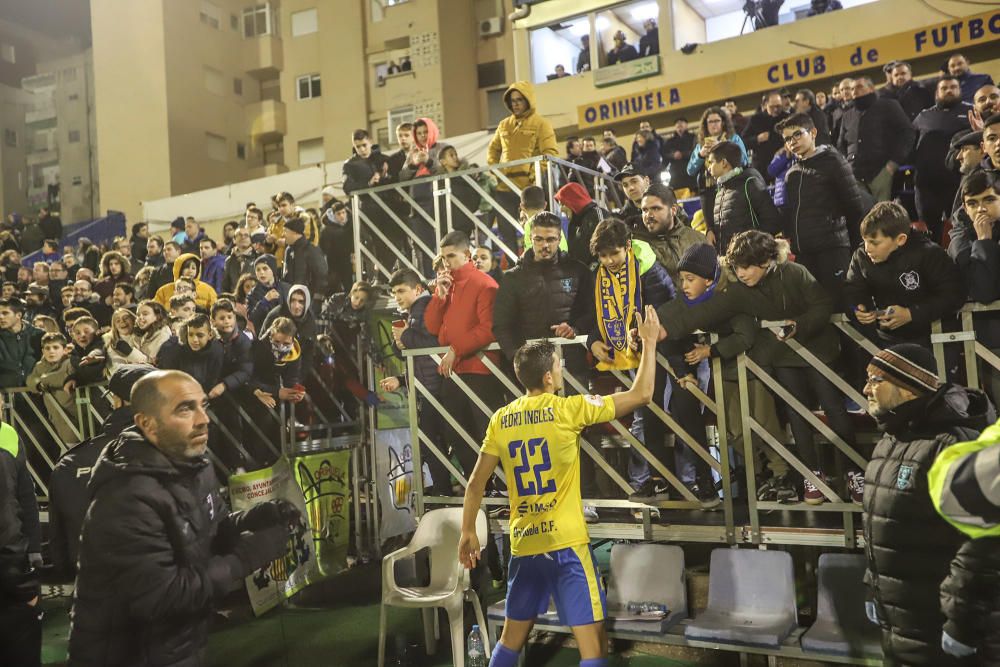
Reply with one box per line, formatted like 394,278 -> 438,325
481,392 -> 614,626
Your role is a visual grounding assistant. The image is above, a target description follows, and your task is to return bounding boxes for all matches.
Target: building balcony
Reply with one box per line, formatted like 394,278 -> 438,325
245,99 -> 286,142
21,72 -> 56,93
26,104 -> 57,125
243,34 -> 283,80
26,149 -> 58,167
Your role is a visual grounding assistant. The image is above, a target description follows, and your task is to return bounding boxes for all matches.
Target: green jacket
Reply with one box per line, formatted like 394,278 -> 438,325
0,324 -> 42,388
657,259 -> 839,368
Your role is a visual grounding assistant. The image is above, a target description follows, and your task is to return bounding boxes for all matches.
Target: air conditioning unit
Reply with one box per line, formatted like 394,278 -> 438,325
479,16 -> 503,37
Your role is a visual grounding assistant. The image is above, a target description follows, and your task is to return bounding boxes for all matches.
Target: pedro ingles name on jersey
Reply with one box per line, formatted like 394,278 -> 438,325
499,406 -> 556,430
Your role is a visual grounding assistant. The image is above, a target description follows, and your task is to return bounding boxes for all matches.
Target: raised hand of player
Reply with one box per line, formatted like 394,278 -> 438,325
457,530 -> 481,570
636,305 -> 661,343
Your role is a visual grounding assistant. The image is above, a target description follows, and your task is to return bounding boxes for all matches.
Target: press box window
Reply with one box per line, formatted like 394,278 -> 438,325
528,16 -> 589,85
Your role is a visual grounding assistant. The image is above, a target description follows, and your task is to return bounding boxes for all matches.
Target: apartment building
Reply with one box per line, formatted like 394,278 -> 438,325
90,0 -> 516,223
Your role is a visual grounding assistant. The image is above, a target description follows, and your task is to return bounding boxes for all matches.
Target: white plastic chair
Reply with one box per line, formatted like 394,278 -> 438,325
378,507 -> 490,667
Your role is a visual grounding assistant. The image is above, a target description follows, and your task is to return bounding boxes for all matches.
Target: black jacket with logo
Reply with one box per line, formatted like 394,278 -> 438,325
844,233 -> 966,342
492,249 -> 594,361
863,386 -> 995,665
712,167 -> 782,254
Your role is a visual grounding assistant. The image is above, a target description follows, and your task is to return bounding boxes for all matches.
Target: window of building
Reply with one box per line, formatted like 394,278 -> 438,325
206,133 -> 227,161
593,2 -> 658,69
231,13 -> 240,30
243,4 -> 273,37
387,107 -> 415,144
68,130 -> 81,143
291,8 -> 318,36
298,137 -> 325,166
68,93 -> 79,101
260,77 -> 281,102
200,0 -> 222,29
3,129 -> 16,148
0,44 -> 15,64
296,74 -> 321,100
236,142 -> 247,160
262,140 -> 283,165
528,15 -> 590,85
203,66 -> 226,96
233,77 -> 243,95
72,176 -> 82,186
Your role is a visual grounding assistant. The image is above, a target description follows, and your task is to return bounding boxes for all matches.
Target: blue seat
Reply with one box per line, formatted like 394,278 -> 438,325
684,548 -> 797,648
801,553 -> 882,658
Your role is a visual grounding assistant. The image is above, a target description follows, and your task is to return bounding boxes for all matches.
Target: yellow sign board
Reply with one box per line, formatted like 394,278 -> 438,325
577,10 -> 1000,129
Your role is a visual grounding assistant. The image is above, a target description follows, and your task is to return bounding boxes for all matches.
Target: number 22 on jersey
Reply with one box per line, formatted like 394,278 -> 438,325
508,437 -> 557,497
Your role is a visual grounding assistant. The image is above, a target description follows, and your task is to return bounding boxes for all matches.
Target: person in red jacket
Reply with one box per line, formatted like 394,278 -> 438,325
424,230 -> 503,478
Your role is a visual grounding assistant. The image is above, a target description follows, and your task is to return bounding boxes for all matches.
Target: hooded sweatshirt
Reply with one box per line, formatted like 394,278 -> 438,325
152,253 -> 218,311
262,284 -> 317,368
487,81 -> 559,191
556,182 -> 608,268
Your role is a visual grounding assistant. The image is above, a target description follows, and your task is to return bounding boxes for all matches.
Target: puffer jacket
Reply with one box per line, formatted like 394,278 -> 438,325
487,81 -> 558,191
152,253 -> 218,311
844,233 -> 966,343
492,249 -> 594,360
712,167 -> 782,253
424,261 -> 498,376
782,145 -> 870,253
863,385 -> 995,665
68,428 -> 245,667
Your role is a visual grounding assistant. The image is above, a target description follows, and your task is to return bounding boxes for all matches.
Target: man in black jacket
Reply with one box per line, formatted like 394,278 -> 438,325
846,202 -> 965,346
741,91 -> 788,182
492,212 -> 594,362
49,365 -> 154,579
282,215 -> 327,299
707,140 -> 782,253
878,60 -> 935,121
612,163 -> 650,229
862,343 -> 996,664
320,201 -> 353,295
148,241 -> 182,297
778,112 -> 870,301
220,228 -> 257,295
838,77 -> 916,202
0,411 -> 41,667
913,76 -> 972,242
342,129 -> 397,270
661,118 -> 698,193
68,370 -> 292,667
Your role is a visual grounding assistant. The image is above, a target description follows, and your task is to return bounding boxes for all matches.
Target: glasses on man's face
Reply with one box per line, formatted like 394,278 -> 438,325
783,129 -> 806,145
531,235 -> 560,246
707,118 -> 723,124
865,374 -> 886,387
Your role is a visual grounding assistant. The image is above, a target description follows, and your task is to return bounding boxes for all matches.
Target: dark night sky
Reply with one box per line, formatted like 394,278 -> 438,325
1,0 -> 91,45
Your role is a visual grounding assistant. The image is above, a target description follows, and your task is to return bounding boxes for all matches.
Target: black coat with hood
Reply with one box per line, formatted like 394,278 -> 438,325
912,100 -> 972,187
863,384 -> 996,665
262,284 -> 317,370
282,235 -> 327,298
712,167 -> 782,254
156,337 -> 225,393
782,145 -> 870,253
492,249 -> 594,360
0,428 -> 39,608
68,428 -> 263,667
844,234 -> 966,343
948,214 -> 1000,347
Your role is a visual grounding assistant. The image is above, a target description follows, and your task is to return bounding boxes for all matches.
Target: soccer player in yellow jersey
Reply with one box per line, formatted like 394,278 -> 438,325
458,305 -> 661,667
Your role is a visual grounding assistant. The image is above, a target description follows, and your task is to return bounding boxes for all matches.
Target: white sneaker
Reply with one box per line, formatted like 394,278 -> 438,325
583,505 -> 599,523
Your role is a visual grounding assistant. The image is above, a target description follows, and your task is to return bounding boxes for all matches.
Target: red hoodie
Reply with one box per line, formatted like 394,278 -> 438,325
555,182 -> 593,215
424,261 -> 498,375
413,117 -> 440,178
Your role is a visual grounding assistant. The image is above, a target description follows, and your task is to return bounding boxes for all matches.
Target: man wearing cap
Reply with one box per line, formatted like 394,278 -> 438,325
24,284 -> 54,321
862,343 -> 997,664
281,214 -> 327,300
878,60 -> 934,121
612,163 -> 649,228
221,227 -> 257,294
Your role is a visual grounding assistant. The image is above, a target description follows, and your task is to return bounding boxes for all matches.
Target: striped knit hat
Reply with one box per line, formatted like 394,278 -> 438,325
868,344 -> 940,396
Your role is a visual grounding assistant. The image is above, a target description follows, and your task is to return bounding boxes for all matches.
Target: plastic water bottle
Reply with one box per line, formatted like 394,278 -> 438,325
467,625 -> 486,667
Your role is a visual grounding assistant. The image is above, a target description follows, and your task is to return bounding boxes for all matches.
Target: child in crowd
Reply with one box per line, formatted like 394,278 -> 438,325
157,313 -> 224,393
705,141 -> 782,253
249,254 -> 290,331
472,246 -> 503,284
103,308 -> 147,372
674,243 -> 792,501
169,293 -> 197,324
153,252 -> 217,311
658,231 -> 860,504
949,171 -> 1000,401
67,316 -> 107,390
321,280 -> 376,340
26,332 -> 79,445
134,299 -> 172,364
250,316 -> 305,409
846,201 -> 965,346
